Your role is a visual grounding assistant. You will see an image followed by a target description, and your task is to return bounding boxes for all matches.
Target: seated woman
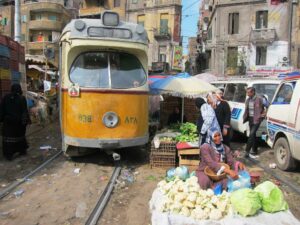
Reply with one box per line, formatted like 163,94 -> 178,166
196,128 -> 245,190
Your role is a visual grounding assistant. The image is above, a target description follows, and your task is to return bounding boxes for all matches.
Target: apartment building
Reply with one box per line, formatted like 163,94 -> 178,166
20,0 -> 73,68
291,1 -> 300,69
205,0 -> 290,75
0,0 -> 15,38
188,37 -> 198,75
79,0 -> 127,20
127,0 -> 182,72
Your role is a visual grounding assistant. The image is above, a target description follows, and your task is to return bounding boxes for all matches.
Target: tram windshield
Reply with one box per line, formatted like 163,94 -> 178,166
70,52 -> 147,89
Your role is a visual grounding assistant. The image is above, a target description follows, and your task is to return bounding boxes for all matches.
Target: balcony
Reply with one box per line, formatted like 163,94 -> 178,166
127,0 -> 181,11
154,27 -> 171,40
27,42 -> 58,51
28,20 -> 63,31
79,7 -> 102,16
250,28 -> 276,44
24,2 -> 65,13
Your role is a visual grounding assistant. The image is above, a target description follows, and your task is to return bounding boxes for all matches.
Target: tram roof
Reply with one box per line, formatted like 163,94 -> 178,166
61,17 -> 148,45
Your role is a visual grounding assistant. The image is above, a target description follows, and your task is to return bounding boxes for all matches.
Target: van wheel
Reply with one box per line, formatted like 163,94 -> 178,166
274,137 -> 296,171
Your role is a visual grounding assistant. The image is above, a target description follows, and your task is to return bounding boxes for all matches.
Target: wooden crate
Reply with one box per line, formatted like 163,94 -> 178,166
178,148 -> 200,171
150,141 -> 177,168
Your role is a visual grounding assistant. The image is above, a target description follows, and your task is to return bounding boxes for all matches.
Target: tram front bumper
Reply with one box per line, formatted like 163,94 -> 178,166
63,134 -> 149,149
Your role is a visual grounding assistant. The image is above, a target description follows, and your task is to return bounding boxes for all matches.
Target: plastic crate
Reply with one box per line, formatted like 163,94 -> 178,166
8,39 -> 18,50
10,49 -> 18,61
0,79 -> 11,91
0,56 -> 9,69
0,35 -> 8,46
9,60 -> 19,71
0,69 -> 11,79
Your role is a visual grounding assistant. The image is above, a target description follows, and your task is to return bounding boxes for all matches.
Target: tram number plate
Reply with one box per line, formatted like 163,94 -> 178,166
124,116 -> 137,124
79,114 -> 92,123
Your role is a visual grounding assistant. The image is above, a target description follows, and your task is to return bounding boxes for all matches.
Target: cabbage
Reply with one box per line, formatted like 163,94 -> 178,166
230,188 -> 261,217
254,181 -> 288,213
174,166 -> 189,180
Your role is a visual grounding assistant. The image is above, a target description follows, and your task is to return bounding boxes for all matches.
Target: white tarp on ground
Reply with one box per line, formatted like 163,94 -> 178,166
149,188 -> 300,225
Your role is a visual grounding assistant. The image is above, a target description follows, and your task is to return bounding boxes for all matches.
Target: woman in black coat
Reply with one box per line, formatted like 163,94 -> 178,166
0,84 -> 30,160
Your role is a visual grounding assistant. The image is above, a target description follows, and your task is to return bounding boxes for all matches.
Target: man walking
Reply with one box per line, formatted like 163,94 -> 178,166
243,87 -> 266,158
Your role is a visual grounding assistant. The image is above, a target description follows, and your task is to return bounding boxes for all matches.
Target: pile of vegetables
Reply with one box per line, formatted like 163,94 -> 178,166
159,137 -> 175,142
175,123 -> 198,142
157,176 -> 233,220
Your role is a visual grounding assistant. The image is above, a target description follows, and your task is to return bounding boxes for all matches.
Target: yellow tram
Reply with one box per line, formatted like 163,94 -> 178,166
59,11 -> 149,156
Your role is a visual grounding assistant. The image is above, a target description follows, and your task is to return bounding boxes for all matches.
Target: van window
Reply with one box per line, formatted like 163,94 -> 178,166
252,83 -> 279,101
224,83 -> 247,103
273,82 -> 295,104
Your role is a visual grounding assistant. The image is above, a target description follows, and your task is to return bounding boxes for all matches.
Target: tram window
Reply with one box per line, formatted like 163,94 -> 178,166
70,52 -> 109,88
110,53 -> 146,89
70,52 -> 146,89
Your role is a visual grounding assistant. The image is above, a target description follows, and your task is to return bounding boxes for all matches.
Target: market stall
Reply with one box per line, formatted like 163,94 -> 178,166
149,172 -> 300,225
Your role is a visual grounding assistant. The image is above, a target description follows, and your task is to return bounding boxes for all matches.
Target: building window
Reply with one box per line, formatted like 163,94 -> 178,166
160,14 -> 169,35
256,46 -> 267,65
132,0 -> 138,3
228,13 -> 239,34
1,18 -> 7,26
114,0 -> 120,7
227,47 -> 238,67
298,48 -> 300,68
48,15 -> 57,21
48,34 -> 52,42
137,15 -> 145,27
21,15 -> 27,23
256,11 -> 268,29
21,34 -> 26,41
97,0 -> 105,6
159,46 -> 166,62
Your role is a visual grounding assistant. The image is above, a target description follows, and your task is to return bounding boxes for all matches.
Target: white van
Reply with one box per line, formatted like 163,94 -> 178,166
266,76 -> 300,170
211,78 -> 281,137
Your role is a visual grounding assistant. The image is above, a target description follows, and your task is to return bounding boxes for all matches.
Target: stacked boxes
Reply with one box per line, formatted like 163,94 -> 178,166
0,35 -> 26,101
150,141 -> 177,169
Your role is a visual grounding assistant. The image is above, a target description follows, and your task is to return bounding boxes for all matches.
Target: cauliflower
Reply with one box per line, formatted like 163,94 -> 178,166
174,192 -> 187,203
170,202 -> 182,214
187,192 -> 197,203
209,208 -> 223,220
157,180 -> 167,189
183,200 -> 195,209
179,206 -> 191,217
210,195 -> 219,206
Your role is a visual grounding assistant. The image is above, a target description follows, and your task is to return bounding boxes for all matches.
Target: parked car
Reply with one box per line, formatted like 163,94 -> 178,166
211,78 -> 281,137
266,76 -> 300,170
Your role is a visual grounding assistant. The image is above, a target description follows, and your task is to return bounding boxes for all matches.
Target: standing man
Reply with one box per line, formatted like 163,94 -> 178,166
243,87 -> 266,159
214,90 -> 232,147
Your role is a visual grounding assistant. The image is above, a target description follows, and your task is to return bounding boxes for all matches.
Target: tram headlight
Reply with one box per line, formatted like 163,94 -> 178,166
102,11 -> 119,27
102,112 -> 119,128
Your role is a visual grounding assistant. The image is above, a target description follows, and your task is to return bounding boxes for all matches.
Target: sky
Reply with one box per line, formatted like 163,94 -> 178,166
181,0 -> 200,55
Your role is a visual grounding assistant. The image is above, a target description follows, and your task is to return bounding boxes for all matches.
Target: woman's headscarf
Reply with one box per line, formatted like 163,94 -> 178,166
11,84 -> 22,95
209,128 -> 226,162
195,97 -> 206,109
207,92 -> 217,109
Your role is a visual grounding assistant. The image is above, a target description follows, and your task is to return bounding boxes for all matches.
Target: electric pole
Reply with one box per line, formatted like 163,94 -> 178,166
14,0 -> 21,42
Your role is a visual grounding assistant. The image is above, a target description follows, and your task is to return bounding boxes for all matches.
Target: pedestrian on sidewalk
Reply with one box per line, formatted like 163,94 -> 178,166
0,84 -> 31,160
214,90 -> 232,147
243,87 -> 266,159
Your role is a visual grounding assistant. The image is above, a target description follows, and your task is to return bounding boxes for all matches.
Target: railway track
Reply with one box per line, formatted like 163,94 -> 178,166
85,153 -> 122,225
0,149 -> 62,199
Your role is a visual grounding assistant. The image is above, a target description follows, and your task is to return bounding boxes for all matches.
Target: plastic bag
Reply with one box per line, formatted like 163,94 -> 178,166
254,181 -> 288,213
230,188 -> 261,217
227,170 -> 251,192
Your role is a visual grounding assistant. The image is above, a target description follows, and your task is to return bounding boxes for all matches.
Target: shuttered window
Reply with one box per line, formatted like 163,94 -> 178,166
228,13 -> 239,34
256,11 -> 268,29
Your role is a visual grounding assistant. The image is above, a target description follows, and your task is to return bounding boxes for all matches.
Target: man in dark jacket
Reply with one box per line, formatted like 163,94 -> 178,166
243,87 -> 266,159
215,90 -> 231,147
